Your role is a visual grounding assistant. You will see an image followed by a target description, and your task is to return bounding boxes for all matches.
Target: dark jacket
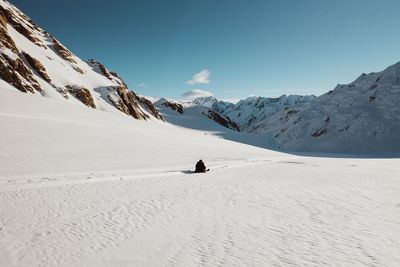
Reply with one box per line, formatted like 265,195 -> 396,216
195,160 -> 207,173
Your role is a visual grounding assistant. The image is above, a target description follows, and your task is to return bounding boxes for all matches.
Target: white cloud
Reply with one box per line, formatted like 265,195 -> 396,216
182,89 -> 213,99
186,69 -> 210,85
221,98 -> 240,104
136,82 -> 148,88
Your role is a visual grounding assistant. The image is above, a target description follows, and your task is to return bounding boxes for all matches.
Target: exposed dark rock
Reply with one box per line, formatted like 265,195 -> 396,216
203,110 -> 240,131
312,128 -> 327,137
72,65 -> 85,74
22,52 -> 51,82
0,53 -> 41,93
51,37 -> 77,64
287,110 -> 298,115
98,64 -> 111,79
0,6 -> 47,49
66,85 -> 96,108
87,59 -> 112,79
369,90 -> 378,102
109,71 -> 128,87
293,117 -> 302,124
162,101 -> 183,114
0,7 -> 45,93
107,94 -> 126,114
108,86 -> 164,120
337,125 -> 350,132
117,86 -> 147,119
0,26 -> 18,53
0,5 -> 10,29
104,86 -> 150,120
0,9 -> 19,55
369,84 -> 378,90
139,97 -> 164,121
55,86 -> 69,99
285,110 -> 299,121
11,21 -> 44,47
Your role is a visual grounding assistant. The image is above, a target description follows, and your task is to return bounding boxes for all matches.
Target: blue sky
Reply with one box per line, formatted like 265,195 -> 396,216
12,0 -> 400,100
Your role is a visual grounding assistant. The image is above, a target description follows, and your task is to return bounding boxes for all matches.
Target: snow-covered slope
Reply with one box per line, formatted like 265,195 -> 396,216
0,0 -> 162,120
0,88 -> 275,178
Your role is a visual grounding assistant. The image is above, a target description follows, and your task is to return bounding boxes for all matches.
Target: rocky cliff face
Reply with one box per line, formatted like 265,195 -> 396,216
0,0 -> 162,121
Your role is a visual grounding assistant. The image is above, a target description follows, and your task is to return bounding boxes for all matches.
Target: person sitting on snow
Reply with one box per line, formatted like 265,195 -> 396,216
195,160 -> 208,173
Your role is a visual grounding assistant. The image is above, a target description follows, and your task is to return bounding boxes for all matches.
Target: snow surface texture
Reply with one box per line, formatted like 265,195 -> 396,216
1,87 -> 400,267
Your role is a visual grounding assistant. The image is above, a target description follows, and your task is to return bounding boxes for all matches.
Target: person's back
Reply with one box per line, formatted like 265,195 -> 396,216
195,160 -> 207,173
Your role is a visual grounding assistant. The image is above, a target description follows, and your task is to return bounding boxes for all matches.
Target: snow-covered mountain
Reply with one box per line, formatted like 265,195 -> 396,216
189,63 -> 400,154
210,95 -> 316,131
252,63 -> 400,153
0,0 -> 162,121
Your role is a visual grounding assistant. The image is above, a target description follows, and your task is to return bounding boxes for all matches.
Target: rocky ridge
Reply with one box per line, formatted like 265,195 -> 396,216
0,0 -> 162,121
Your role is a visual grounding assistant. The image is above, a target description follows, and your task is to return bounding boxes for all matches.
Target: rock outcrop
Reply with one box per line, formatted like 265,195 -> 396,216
87,59 -> 112,80
51,37 -> 76,64
0,8 -> 18,54
0,53 -> 41,93
139,97 -> 164,121
0,4 -> 9,29
161,101 -> 183,114
22,52 -> 51,82
113,86 -> 151,120
66,85 -> 96,108
0,5 -> 46,49
105,85 -> 155,120
203,110 -> 240,132
0,26 -> 18,53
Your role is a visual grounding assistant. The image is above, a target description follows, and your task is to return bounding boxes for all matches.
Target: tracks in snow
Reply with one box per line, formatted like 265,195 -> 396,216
0,157 -> 278,191
0,157 -> 279,266
1,157 -> 399,266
